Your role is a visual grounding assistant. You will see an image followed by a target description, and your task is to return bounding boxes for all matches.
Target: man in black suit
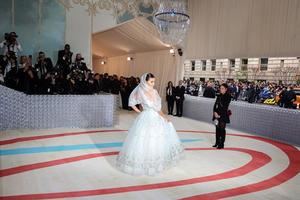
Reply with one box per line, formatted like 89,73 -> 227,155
111,74 -> 120,95
93,73 -> 102,93
175,80 -> 185,117
34,52 -> 54,94
102,73 -> 110,93
203,82 -> 216,98
284,85 -> 296,109
56,44 -> 73,77
166,81 -> 175,115
71,53 -> 88,72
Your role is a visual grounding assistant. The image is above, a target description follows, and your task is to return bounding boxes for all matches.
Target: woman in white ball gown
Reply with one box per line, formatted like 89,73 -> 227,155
116,73 -> 184,176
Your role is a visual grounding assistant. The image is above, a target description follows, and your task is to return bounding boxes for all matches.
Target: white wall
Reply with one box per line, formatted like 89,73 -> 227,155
65,4 -> 116,68
65,4 -> 92,67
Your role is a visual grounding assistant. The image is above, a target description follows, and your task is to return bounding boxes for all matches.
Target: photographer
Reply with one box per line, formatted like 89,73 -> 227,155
111,74 -> 120,95
86,70 -> 95,94
71,53 -> 88,72
17,56 -> 34,94
3,51 -> 18,89
0,32 -> 22,56
57,44 -> 73,77
34,52 -> 53,94
34,52 -> 53,78
68,67 -> 86,94
54,71 -> 70,94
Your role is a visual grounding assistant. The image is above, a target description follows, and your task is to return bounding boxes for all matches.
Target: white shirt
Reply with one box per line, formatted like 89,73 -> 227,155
0,40 -> 22,56
167,87 -> 172,96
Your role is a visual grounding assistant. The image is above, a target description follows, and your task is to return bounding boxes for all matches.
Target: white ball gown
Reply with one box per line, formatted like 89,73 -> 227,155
116,74 -> 184,176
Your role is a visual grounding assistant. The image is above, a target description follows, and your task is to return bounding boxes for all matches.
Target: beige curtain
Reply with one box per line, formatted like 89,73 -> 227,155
186,0 -> 300,59
93,50 -> 184,111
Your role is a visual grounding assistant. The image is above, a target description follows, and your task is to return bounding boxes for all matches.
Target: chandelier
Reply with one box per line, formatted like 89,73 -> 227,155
153,0 -> 190,47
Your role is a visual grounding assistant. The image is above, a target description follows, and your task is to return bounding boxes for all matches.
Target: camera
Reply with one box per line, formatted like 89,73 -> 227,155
4,32 -> 17,44
7,51 -> 17,60
4,33 -> 9,41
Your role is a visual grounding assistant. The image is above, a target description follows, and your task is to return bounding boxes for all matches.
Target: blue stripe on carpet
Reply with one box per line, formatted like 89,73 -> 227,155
0,139 -> 202,156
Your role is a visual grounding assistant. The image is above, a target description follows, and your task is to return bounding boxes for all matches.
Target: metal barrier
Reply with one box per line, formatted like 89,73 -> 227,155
183,95 -> 300,146
0,85 -> 117,130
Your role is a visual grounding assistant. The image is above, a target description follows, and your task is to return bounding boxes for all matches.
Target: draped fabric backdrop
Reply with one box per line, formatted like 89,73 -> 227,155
93,49 -> 184,111
186,0 -> 300,59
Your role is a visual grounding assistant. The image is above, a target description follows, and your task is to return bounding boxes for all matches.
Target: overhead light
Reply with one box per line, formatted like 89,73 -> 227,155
127,57 -> 133,61
100,61 -> 106,65
153,0 -> 190,46
170,48 -> 175,54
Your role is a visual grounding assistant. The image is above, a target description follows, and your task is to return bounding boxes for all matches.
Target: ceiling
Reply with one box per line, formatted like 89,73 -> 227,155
92,17 -> 170,58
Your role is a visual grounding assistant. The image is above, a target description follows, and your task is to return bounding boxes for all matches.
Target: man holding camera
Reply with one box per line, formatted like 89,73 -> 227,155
71,53 -> 88,72
0,32 -> 22,56
34,52 -> 53,79
57,44 -> 73,77
34,51 -> 54,94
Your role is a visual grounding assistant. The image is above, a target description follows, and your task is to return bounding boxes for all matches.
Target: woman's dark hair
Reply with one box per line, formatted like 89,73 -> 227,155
221,83 -> 229,89
168,81 -> 173,87
146,73 -> 155,81
220,83 -> 229,94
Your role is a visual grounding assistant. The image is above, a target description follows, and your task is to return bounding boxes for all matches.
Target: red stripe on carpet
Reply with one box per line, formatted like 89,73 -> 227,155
0,148 -> 270,199
0,130 -> 126,145
179,135 -> 300,200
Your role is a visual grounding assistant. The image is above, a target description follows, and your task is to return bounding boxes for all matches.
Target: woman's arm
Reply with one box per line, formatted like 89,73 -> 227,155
158,110 -> 170,122
131,105 -> 141,113
213,97 -> 220,118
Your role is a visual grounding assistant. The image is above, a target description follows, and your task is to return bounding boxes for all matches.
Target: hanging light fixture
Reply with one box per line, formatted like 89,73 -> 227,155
153,0 -> 190,47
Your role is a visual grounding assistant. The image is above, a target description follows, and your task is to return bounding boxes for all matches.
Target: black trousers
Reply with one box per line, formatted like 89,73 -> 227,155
167,97 -> 174,114
284,102 -> 294,109
176,99 -> 183,116
120,93 -> 129,109
215,121 -> 227,147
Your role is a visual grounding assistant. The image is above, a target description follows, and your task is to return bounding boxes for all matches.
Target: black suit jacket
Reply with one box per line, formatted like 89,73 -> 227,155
175,85 -> 185,101
57,50 -> 73,67
203,87 -> 216,98
166,86 -> 175,101
213,93 -> 231,123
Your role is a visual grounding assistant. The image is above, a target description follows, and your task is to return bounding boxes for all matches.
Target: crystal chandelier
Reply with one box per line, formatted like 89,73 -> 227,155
153,0 -> 190,47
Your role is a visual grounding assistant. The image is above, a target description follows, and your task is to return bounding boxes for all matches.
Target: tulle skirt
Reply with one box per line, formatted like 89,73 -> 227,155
116,109 -> 184,176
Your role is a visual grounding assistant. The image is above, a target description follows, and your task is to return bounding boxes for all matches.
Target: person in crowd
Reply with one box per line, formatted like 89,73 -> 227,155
283,85 -> 296,109
93,73 -> 102,93
212,83 -> 231,149
247,83 -> 256,103
34,52 -> 54,94
54,72 -> 70,94
232,83 -> 240,101
111,74 -> 120,95
35,52 -> 53,78
0,32 -> 22,56
57,44 -> 73,77
17,56 -> 34,94
120,78 -> 131,110
85,71 -> 95,94
71,53 -> 88,72
3,51 -> 18,89
279,87 -> 287,107
175,80 -> 185,117
203,82 -> 216,98
166,81 -> 175,115
102,73 -> 110,93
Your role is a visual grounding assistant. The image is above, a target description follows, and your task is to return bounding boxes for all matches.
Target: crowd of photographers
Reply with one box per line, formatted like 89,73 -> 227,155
0,32 -> 139,95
